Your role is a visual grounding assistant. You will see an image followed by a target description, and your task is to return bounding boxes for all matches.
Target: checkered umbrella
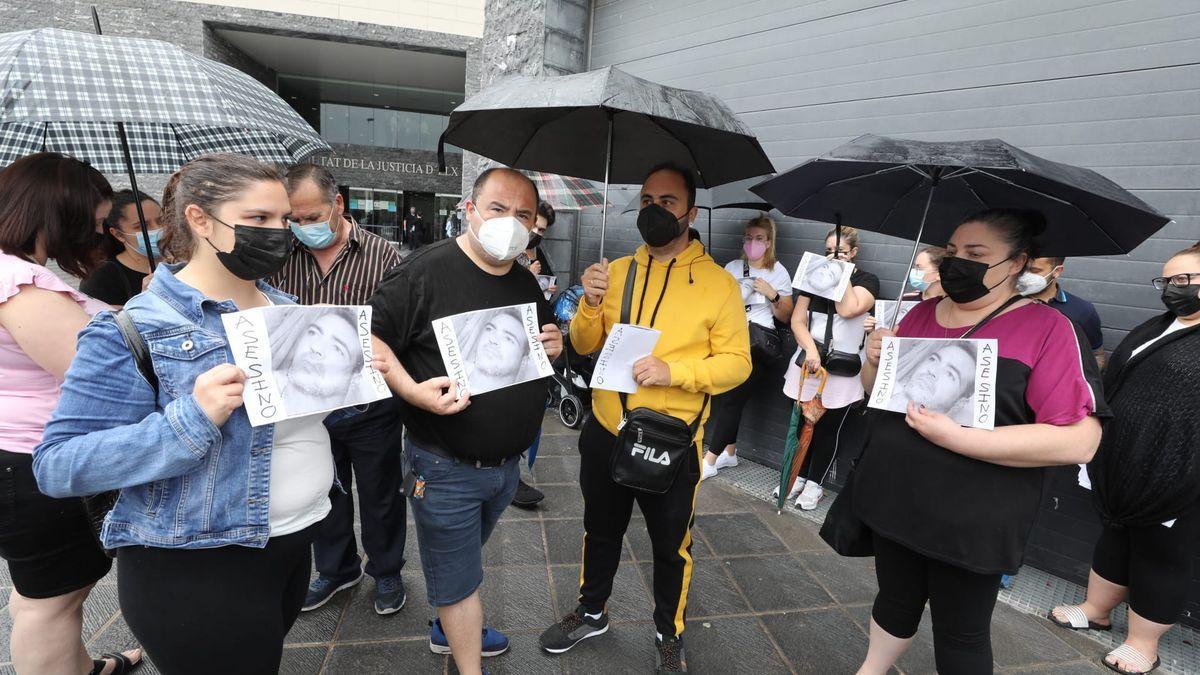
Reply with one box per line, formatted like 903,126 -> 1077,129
0,27 -> 329,172
459,165 -> 610,210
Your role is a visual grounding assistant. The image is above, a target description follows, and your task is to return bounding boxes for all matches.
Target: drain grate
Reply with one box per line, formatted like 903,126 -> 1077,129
711,458 -> 1200,675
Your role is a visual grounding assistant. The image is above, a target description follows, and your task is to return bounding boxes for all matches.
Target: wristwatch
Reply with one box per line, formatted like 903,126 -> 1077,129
769,292 -> 781,304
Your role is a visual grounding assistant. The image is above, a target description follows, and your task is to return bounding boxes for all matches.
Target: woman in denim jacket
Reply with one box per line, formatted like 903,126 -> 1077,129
34,154 -> 380,674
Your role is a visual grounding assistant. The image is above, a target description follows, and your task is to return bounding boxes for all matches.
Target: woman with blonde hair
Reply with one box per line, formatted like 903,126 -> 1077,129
703,215 -> 794,479
776,225 -> 879,509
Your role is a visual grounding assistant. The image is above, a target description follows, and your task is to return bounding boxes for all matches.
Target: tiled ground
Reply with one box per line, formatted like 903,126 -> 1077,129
0,417 -> 1184,673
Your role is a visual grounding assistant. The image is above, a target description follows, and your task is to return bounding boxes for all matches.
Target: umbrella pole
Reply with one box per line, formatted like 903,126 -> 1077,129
92,6 -> 156,270
890,177 -> 939,329
598,113 -> 614,261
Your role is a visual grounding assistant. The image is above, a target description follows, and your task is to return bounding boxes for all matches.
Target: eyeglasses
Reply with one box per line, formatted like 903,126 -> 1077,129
743,235 -> 768,243
1151,273 -> 1200,290
825,248 -> 852,256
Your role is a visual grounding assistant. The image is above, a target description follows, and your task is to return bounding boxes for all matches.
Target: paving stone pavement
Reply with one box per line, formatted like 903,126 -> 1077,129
0,416 -> 1146,673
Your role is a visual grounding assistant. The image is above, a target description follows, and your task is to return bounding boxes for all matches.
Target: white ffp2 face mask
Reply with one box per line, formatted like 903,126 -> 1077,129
1016,270 -> 1057,296
469,213 -> 529,262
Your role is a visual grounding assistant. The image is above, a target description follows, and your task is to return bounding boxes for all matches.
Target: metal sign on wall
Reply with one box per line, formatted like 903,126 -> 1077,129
309,144 -> 463,193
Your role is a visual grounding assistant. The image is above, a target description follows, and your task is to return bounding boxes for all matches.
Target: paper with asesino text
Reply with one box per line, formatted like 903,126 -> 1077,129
590,323 -> 662,394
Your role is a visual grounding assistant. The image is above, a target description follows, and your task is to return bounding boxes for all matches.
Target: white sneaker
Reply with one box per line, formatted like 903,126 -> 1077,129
771,477 -> 805,501
700,462 -> 718,481
796,482 -> 824,510
714,453 -> 739,470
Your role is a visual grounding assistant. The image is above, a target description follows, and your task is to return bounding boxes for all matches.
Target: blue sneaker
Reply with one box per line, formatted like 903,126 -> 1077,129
1000,574 -> 1015,590
302,568 -> 363,612
374,574 -> 406,616
429,618 -> 510,657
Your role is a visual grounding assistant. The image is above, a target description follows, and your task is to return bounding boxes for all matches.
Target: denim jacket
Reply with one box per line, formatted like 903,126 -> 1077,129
34,264 -> 356,549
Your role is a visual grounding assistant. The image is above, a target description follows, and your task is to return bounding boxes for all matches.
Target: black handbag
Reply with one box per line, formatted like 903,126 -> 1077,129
818,417 -> 874,557
742,261 -> 783,361
81,309 -> 158,556
610,260 -> 709,494
797,302 -> 863,377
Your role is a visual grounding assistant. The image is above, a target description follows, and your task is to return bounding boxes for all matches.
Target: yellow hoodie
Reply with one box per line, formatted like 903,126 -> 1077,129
570,239 -> 752,444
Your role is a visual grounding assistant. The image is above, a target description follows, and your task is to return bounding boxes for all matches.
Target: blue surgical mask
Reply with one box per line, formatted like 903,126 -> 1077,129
288,215 -> 337,249
908,267 -> 930,292
123,228 -> 162,259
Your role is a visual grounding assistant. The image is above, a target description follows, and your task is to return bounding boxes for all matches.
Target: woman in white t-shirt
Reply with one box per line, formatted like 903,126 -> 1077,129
703,216 -> 794,480
777,226 -> 879,509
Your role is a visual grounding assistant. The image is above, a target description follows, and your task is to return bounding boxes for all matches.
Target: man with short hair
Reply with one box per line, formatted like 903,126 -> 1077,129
539,163 -> 751,673
274,310 -> 366,415
1020,256 -> 1106,367
269,164 -> 410,616
370,167 -> 563,675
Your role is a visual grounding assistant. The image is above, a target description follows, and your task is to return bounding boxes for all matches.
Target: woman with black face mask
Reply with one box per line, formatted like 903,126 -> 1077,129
851,209 -> 1108,675
1047,241 -> 1200,675
35,153 -> 385,674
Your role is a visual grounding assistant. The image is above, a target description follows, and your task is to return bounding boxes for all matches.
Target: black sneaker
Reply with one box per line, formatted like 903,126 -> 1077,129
655,635 -> 687,673
511,479 -> 545,509
539,605 -> 609,653
301,568 -> 363,612
373,574 -> 406,615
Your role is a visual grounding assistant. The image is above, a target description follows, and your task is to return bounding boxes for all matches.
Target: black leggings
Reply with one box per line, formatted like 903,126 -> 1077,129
118,526 -> 316,675
1091,505 -> 1200,625
871,533 -> 1001,675
708,349 -> 769,450
798,402 -> 869,485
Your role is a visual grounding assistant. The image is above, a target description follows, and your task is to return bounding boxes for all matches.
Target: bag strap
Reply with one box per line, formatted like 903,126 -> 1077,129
113,309 -> 158,393
619,262 -> 639,414
960,295 -> 1024,339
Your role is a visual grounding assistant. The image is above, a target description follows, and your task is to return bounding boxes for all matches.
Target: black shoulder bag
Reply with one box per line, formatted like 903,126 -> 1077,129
80,309 -> 158,556
610,261 -> 709,494
797,300 -> 863,377
819,295 -> 1024,557
743,260 -> 782,361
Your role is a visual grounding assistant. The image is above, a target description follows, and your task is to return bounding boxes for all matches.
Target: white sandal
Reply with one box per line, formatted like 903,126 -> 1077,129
1102,644 -> 1160,674
1047,604 -> 1111,631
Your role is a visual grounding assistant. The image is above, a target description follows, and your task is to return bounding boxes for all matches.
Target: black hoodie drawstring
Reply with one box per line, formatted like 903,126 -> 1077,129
633,257 -> 677,328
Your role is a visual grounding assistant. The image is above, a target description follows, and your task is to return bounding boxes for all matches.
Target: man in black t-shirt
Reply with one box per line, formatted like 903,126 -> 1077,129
370,168 -> 562,675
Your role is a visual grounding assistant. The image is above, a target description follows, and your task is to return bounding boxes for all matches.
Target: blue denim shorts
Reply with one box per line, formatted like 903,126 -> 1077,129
404,440 -> 520,607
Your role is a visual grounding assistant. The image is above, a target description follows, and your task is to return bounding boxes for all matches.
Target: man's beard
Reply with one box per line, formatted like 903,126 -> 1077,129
474,356 -> 521,380
291,355 -> 341,397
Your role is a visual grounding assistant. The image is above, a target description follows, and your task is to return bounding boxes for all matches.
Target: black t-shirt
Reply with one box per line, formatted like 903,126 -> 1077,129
802,267 -> 880,315
370,239 -> 553,461
80,258 -> 146,306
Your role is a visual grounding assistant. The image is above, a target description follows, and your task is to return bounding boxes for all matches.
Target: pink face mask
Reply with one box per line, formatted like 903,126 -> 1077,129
744,240 -> 767,261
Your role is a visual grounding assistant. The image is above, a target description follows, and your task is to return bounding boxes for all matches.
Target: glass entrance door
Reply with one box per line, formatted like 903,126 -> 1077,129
347,188 -> 402,244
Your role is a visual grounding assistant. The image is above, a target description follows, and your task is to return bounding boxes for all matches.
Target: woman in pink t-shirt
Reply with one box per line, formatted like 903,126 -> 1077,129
0,154 -> 142,674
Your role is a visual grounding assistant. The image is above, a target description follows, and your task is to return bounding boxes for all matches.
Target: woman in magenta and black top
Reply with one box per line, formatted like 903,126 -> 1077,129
854,209 -> 1106,675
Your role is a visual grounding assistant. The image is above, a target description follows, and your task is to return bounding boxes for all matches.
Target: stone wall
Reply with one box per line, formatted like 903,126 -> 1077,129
307,144 -> 463,194
462,0 -> 592,193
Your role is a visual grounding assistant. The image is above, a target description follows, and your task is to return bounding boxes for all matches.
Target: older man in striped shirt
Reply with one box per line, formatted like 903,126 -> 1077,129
269,164 -> 409,616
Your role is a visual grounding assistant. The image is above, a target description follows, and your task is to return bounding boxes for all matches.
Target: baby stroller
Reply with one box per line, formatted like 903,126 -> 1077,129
547,285 -> 595,428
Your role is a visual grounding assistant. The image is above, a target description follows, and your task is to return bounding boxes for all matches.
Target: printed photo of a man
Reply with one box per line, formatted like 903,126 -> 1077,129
267,307 -> 367,417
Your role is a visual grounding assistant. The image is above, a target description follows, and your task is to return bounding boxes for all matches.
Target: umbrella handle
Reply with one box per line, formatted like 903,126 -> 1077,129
801,362 -> 829,398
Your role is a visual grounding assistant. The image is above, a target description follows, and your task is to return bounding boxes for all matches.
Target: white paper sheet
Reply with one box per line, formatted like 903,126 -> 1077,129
430,302 -> 554,398
222,305 -> 391,427
589,323 -> 662,394
868,336 -> 999,430
536,275 -> 557,301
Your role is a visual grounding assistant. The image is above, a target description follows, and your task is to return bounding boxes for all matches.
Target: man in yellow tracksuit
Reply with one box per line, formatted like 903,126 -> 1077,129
538,163 -> 751,673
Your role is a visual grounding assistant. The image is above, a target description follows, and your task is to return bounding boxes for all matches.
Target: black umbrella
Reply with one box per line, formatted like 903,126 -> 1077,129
751,134 -> 1170,320
621,174 -> 773,246
438,66 -> 773,257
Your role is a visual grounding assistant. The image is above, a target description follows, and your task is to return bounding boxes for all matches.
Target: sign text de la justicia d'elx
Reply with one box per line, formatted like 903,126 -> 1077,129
309,155 -> 460,176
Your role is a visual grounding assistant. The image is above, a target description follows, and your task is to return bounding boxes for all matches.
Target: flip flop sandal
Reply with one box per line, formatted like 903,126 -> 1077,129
89,652 -> 144,675
1102,644 -> 1161,675
1048,605 -> 1111,631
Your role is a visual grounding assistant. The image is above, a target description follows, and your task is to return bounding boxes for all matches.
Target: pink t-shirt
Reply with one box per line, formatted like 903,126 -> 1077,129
0,252 -> 110,454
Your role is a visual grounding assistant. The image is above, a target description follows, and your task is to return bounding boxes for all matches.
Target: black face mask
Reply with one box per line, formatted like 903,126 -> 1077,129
636,203 -> 687,247
205,216 -> 293,281
938,254 -> 1015,304
527,233 -> 543,249
1162,283 -> 1200,318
